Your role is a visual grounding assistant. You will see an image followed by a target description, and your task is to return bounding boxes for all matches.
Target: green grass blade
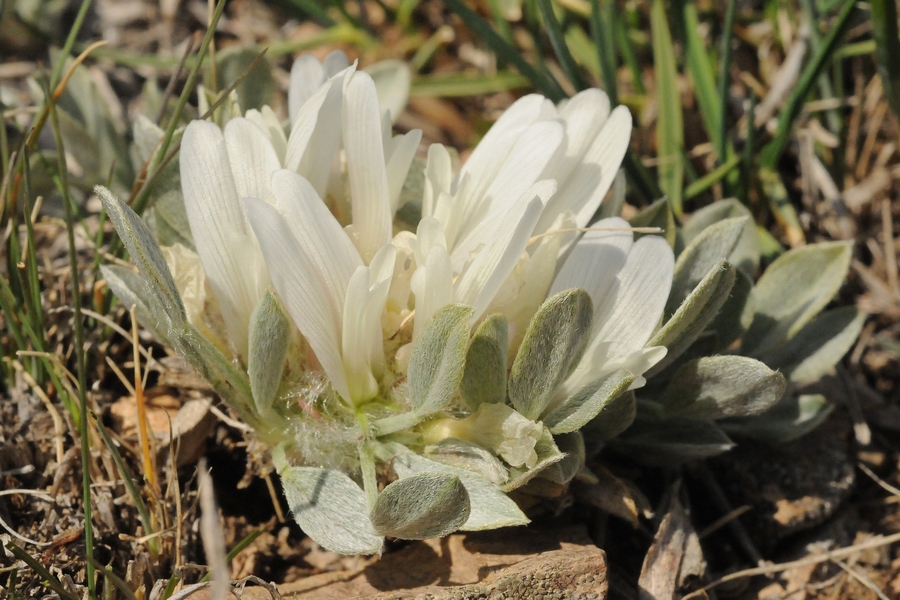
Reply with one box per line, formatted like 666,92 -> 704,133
277,0 -> 336,26
48,99 -> 95,597
48,0 -> 94,88
684,153 -> 741,199
537,0 -> 588,91
675,1 -> 720,147
717,0 -> 738,164
199,528 -> 264,582
651,0 -> 685,216
443,0 -> 567,101
616,13 -> 646,95
759,0 -> 857,170
872,0 -> 900,122
131,0 -> 228,215
93,414 -> 158,556
590,0 -> 619,103
740,91 -> 758,206
5,543 -> 81,600
410,72 -> 530,96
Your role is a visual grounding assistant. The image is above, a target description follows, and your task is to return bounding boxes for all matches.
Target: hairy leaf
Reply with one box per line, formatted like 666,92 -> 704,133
371,472 -> 470,539
460,314 -> 509,409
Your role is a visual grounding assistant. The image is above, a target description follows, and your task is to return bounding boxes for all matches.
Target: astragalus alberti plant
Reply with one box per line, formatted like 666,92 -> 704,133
98,51 -> 861,555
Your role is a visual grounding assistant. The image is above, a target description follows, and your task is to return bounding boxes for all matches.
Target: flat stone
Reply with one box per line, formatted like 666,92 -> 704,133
275,524 -> 608,599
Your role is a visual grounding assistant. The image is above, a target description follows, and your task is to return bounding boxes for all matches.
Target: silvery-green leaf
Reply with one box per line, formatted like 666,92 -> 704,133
662,356 -> 786,420
248,291 -> 290,414
365,59 -> 412,123
629,197 -> 676,247
408,304 -> 473,416
584,390 -> 636,442
648,261 -> 735,375
741,241 -> 853,357
720,394 -> 832,444
100,265 -> 168,342
153,190 -> 193,249
709,268 -> 754,348
509,290 -> 593,420
545,369 -> 635,434
280,467 -> 383,555
597,170 -> 627,219
613,417 -> 735,466
132,115 -> 164,165
58,109 -> 101,179
425,439 -> 509,485
682,199 -> 760,274
460,314 -> 509,409
179,323 -> 256,423
539,432 -> 584,485
393,452 -> 529,531
667,216 -> 747,314
760,306 -> 866,383
96,186 -> 187,328
502,426 -> 565,492
371,472 -> 470,539
217,47 -> 275,112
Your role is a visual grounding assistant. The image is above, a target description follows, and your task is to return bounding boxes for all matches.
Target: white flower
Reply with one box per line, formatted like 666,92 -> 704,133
178,54 -> 418,363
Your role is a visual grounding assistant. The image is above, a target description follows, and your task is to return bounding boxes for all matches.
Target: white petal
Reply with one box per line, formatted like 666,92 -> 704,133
459,94 -> 555,199
454,181 -> 552,321
181,120 -> 258,353
224,117 -> 282,205
538,105 -> 633,232
411,245 -> 454,339
343,71 -> 393,262
549,217 -> 633,316
342,244 -> 396,403
323,50 -> 350,77
556,88 -> 610,172
288,54 -> 325,123
423,143 -> 453,218
244,197 -> 349,400
452,121 -> 565,264
592,235 -> 674,358
284,68 -> 351,198
270,169 -> 362,315
365,59 -> 412,124
411,216 -> 449,266
385,129 -> 422,213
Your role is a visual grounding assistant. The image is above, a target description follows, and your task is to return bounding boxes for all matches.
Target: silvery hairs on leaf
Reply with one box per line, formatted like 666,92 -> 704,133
96,186 -> 187,330
392,451 -> 529,531
648,261 -> 736,376
544,368 -> 635,434
741,241 -> 853,357
667,216 -> 747,315
757,306 -> 866,383
408,304 -> 473,416
509,289 -> 593,420
662,356 -> 786,420
460,314 -> 509,409
280,466 -> 383,555
682,199 -> 760,275
370,472 -> 470,539
248,291 -> 291,415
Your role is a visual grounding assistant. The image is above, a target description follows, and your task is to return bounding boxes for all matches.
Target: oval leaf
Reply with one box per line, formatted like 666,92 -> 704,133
248,291 -> 291,414
408,304 -> 473,416
460,314 -> 509,409
721,394 -> 833,444
371,472 -> 470,539
509,289 -> 593,420
668,216 -> 747,314
648,261 -> 736,375
392,452 -> 529,531
545,369 -> 635,434
280,467 -> 383,555
663,356 -> 787,420
682,199 -> 760,275
760,306 -> 866,383
742,241 -> 853,356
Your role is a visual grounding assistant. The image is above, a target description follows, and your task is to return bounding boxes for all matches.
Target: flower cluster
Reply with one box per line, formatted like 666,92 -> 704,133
102,51 -> 676,553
